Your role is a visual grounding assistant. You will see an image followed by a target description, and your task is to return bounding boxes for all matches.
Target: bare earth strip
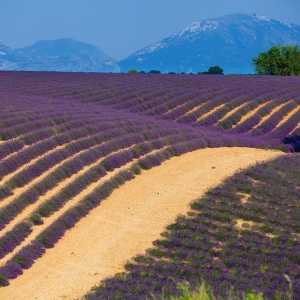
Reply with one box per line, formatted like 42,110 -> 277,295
175,101 -> 207,119
216,101 -> 249,124
249,101 -> 289,132
231,101 -> 271,128
196,103 -> 226,122
0,147 -> 283,300
291,124 -> 300,135
271,104 -> 300,132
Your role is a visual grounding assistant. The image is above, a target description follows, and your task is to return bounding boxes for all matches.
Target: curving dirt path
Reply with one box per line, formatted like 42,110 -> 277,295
0,147 -> 283,300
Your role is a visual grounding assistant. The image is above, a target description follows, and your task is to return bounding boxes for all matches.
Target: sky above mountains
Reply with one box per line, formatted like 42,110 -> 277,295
1,0 -> 299,59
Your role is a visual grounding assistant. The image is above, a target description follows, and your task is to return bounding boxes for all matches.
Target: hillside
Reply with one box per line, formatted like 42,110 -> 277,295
0,39 -> 119,73
120,14 -> 300,74
0,72 -> 299,299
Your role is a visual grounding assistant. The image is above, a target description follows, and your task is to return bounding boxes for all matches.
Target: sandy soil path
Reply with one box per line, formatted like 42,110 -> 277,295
0,147 -> 283,300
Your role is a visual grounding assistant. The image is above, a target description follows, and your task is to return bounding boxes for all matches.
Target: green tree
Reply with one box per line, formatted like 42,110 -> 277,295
198,66 -> 224,75
207,66 -> 224,74
149,70 -> 161,74
253,45 -> 300,75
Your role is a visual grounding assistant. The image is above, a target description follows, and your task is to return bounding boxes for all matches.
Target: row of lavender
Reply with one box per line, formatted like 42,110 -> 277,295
85,155 -> 300,300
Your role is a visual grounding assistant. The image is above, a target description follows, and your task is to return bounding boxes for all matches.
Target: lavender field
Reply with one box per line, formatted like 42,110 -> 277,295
0,71 -> 299,299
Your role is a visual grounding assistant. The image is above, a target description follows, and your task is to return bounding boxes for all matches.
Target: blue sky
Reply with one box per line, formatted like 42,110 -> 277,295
0,0 -> 299,59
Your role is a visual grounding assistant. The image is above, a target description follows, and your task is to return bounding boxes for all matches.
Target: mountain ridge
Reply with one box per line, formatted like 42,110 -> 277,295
120,13 -> 300,74
0,38 -> 119,73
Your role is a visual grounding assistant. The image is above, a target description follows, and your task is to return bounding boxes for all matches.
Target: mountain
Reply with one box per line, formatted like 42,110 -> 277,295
0,42 -> 10,55
0,42 -> 17,70
120,14 -> 300,74
0,39 -> 119,73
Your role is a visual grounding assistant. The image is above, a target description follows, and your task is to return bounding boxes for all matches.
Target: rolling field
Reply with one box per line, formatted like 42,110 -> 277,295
0,72 -> 299,299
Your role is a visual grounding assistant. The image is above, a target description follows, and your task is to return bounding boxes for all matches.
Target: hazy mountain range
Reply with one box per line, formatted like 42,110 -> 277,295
0,39 -> 119,73
1,14 -> 300,74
